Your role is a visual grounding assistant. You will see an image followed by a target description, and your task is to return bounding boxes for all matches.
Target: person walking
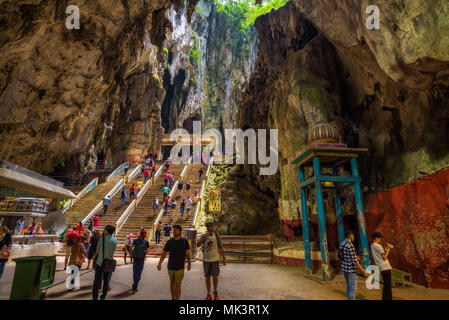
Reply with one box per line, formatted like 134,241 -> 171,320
0,226 -> 12,279
120,187 -> 128,207
197,222 -> 226,300
68,236 -> 87,291
88,219 -> 93,232
124,162 -> 130,176
180,199 -> 186,221
87,230 -> 101,269
163,197 -> 172,215
92,225 -> 118,300
155,222 -> 162,245
93,214 -> 100,230
150,163 -> 157,180
157,225 -> 191,300
186,197 -> 193,217
153,196 -> 160,214
169,173 -> 174,188
130,184 -> 137,200
131,229 -> 149,292
124,234 -> 133,264
162,186 -> 170,199
143,168 -> 150,184
163,222 -> 172,243
198,168 -> 204,181
76,221 -> 84,235
164,159 -> 171,172
103,195 -> 111,215
371,232 -> 393,300
14,217 -> 24,235
185,181 -> 191,197
141,163 -> 146,176
339,230 -> 369,300
177,179 -> 184,192
164,171 -> 170,187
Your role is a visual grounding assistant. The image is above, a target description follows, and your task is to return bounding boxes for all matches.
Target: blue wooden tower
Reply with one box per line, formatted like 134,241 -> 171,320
291,122 -> 370,282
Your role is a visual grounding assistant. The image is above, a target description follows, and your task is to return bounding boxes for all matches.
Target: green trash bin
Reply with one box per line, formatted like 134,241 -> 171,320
9,255 -> 56,300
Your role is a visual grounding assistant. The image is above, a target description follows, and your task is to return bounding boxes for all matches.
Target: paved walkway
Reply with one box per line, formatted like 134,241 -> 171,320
0,257 -> 448,300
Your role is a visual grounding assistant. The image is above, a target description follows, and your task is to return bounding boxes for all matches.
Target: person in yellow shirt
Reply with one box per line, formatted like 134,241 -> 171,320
136,181 -> 144,194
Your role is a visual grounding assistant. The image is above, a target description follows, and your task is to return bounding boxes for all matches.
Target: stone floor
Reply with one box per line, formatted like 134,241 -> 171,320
0,257 -> 448,300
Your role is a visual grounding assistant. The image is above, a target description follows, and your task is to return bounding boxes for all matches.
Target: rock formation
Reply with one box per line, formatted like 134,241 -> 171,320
0,0 -> 198,175
237,0 -> 449,288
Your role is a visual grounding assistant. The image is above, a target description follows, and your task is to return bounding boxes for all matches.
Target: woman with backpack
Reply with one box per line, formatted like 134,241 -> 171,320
87,230 -> 100,269
131,229 -> 149,292
68,235 -> 87,291
0,226 -> 12,279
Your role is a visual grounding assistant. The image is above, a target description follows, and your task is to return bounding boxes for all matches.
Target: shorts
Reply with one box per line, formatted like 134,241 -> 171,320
168,269 -> 184,286
130,192 -> 136,197
187,207 -> 191,212
203,261 -> 220,277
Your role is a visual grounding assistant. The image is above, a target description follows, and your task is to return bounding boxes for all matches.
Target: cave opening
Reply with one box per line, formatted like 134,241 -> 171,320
161,68 -> 187,134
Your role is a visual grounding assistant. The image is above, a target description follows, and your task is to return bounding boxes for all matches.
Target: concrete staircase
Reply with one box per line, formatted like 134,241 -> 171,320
146,163 -> 205,257
57,166 -> 139,256
61,173 -> 123,228
113,163 -> 185,258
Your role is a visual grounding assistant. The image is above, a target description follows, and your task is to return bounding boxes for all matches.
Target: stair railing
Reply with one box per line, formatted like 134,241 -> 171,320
81,177 -> 124,226
115,164 -> 164,235
60,177 -> 98,214
105,162 -> 126,183
149,157 -> 192,243
192,156 -> 214,229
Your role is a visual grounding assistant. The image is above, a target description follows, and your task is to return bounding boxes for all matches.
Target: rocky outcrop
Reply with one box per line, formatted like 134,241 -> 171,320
237,1 -> 449,288
0,0 -> 198,175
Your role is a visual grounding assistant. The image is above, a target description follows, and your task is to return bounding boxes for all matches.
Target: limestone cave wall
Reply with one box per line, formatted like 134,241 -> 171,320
0,0 -> 198,175
237,1 -> 449,288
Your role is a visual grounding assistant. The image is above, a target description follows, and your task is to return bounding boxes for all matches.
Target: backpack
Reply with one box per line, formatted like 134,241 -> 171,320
133,239 -> 148,259
66,234 -> 75,246
201,232 -> 222,252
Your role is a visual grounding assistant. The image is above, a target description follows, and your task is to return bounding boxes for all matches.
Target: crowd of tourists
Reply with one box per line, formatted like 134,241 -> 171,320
59,220 -> 225,300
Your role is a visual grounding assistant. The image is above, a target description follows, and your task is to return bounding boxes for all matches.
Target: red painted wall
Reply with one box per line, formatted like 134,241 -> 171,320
365,167 -> 449,289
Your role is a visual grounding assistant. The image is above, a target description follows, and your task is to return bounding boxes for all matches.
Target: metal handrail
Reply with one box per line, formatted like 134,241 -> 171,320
115,164 -> 164,234
81,178 -> 124,226
149,157 -> 192,243
127,164 -> 142,182
61,177 -> 98,214
106,162 -> 126,183
192,157 -> 214,228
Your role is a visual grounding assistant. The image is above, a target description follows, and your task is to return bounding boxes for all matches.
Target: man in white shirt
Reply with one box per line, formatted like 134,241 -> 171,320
197,222 -> 226,300
371,232 -> 393,300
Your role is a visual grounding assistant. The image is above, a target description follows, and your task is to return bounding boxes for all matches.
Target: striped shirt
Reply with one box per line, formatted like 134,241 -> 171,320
339,239 -> 358,273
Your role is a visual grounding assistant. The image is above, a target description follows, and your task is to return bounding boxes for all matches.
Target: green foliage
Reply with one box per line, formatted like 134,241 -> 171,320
195,5 -> 203,16
244,0 -> 288,28
215,0 -> 288,31
188,32 -> 202,67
